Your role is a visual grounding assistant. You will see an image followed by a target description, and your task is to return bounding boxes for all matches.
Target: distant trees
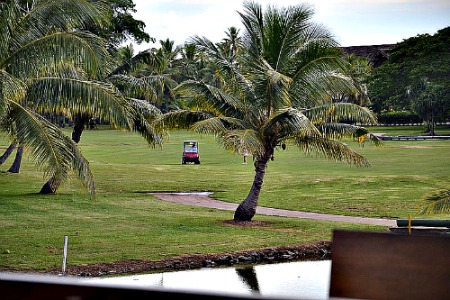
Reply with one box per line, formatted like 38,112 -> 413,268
408,79 -> 447,135
367,27 -> 450,131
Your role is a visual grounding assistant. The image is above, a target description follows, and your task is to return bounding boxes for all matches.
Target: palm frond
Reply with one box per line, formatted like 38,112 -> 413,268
190,117 -> 227,135
7,101 -> 95,196
239,1 -> 264,57
107,73 -> 177,104
70,141 -> 96,197
28,77 -> 134,130
189,34 -> 254,96
0,0 -> 21,58
315,123 -> 360,139
250,58 -> 293,111
8,31 -> 110,79
17,0 -> 108,37
292,45 -> 345,77
175,80 -> 244,116
293,135 -> 370,166
107,74 -> 150,97
218,129 -> 262,156
127,98 -> 164,147
157,109 -> 216,129
191,116 -> 245,136
314,123 -> 384,147
303,102 -> 377,124
0,70 -> 27,107
109,49 -> 157,76
419,189 -> 450,215
261,3 -> 315,70
262,108 -> 319,142
292,65 -> 356,106
189,35 -> 233,70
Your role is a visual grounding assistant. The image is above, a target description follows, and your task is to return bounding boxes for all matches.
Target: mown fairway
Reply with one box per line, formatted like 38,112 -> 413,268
1,126 -> 449,271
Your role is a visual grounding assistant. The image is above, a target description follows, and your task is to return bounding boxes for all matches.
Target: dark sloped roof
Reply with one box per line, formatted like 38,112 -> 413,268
341,44 -> 395,67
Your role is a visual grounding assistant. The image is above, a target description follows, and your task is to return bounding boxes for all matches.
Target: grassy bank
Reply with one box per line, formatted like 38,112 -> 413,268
1,126 -> 449,271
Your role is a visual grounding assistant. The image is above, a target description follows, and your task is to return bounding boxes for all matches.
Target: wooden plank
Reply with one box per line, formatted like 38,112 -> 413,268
329,230 -> 450,299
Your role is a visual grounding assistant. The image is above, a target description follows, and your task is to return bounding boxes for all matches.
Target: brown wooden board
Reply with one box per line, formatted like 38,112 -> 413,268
329,229 -> 450,299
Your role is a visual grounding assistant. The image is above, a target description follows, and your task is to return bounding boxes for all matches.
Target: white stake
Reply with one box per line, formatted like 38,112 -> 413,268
62,235 -> 68,275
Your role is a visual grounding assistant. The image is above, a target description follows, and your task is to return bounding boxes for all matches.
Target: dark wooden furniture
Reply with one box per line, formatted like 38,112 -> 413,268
329,229 -> 450,299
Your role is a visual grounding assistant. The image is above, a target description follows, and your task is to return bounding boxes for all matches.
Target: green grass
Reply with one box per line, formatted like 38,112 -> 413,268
1,125 -> 449,271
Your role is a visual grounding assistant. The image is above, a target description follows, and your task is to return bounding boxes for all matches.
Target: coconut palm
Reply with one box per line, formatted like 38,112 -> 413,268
220,26 -> 242,63
163,1 -> 379,221
0,0 -> 162,195
178,43 -> 207,82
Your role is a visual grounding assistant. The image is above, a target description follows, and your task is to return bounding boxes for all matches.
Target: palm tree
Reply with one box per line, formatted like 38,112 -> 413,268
1,0 -> 163,195
163,1 -> 379,221
178,43 -> 206,82
220,26 -> 242,63
111,39 -> 184,113
0,142 -> 16,165
335,54 -> 372,106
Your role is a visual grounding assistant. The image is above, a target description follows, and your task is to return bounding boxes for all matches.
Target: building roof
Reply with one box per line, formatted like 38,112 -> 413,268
341,44 -> 395,67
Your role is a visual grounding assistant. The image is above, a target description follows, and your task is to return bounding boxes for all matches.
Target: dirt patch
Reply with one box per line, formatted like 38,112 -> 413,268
398,145 -> 434,148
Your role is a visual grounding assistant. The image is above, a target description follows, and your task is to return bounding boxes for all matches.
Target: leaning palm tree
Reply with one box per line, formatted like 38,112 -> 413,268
162,1 -> 380,221
1,0 -> 163,195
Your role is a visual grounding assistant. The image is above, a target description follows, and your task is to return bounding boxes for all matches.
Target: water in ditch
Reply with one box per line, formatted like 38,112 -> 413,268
86,259 -> 331,299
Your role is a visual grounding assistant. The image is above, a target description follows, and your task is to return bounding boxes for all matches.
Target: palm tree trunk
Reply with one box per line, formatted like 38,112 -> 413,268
7,145 -> 24,173
0,142 -> 16,165
72,120 -> 84,143
234,156 -> 270,221
430,112 -> 435,136
72,114 -> 89,143
40,176 -> 60,194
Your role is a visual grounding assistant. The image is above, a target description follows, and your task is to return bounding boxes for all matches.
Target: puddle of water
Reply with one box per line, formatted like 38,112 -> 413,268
85,260 -> 331,299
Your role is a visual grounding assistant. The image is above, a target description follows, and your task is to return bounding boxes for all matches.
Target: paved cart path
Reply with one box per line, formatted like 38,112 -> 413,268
152,192 -> 396,227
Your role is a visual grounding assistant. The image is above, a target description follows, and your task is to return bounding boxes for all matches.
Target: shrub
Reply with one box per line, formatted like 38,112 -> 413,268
377,111 -> 422,125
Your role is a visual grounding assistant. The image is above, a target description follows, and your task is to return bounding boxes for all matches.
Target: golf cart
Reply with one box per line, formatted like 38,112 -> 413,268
182,140 -> 200,164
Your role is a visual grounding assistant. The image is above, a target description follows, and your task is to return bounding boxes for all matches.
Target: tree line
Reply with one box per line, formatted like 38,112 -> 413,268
368,27 -> 450,134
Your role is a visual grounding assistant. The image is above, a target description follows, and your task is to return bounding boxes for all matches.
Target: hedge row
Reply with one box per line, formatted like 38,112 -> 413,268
376,111 -> 422,125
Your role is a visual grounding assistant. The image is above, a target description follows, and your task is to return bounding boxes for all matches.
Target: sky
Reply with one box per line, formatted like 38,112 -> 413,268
129,0 -> 450,53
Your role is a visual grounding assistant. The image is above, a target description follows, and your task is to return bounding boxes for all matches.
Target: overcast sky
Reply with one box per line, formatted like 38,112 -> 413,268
129,0 -> 450,52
